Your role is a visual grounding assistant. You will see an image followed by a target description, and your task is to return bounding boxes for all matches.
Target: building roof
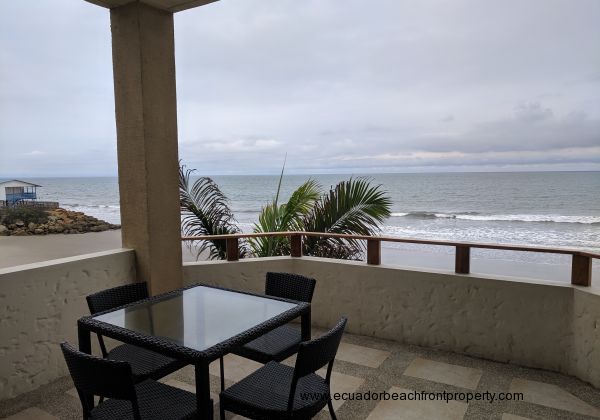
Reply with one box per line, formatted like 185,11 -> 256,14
0,180 -> 42,188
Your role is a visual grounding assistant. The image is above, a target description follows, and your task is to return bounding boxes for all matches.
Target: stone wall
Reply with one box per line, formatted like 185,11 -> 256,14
183,256 -> 600,388
0,250 -> 135,400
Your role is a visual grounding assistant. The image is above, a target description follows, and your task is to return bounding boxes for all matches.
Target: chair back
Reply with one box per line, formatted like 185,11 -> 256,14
265,272 -> 316,303
286,317 -> 347,411
293,316 -> 347,378
86,282 -> 149,314
86,282 -> 148,357
61,342 -> 139,419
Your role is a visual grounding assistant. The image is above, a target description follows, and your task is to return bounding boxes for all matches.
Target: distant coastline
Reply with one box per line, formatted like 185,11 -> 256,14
0,172 -> 598,277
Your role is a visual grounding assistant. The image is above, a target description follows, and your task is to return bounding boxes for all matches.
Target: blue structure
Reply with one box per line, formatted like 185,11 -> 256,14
0,180 -> 41,206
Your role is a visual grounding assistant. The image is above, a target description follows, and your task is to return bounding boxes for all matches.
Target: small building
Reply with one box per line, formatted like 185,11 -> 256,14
0,180 -> 41,206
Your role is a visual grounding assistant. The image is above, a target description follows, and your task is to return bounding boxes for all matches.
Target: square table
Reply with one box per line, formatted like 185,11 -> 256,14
77,283 -> 311,419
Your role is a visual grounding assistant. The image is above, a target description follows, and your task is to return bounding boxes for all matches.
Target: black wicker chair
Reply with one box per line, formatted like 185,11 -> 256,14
219,272 -> 316,390
61,342 -> 202,420
219,317 -> 347,420
86,282 -> 186,382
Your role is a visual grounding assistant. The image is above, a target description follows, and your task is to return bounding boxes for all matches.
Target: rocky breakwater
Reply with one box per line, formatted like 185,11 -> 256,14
0,208 -> 121,236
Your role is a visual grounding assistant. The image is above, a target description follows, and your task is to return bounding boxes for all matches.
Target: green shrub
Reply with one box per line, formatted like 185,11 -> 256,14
1,207 -> 48,225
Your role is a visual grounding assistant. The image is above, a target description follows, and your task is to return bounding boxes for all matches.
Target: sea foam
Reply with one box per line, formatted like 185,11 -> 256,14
390,211 -> 600,224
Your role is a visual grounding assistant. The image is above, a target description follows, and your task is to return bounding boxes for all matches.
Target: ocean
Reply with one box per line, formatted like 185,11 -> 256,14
10,172 -> 600,281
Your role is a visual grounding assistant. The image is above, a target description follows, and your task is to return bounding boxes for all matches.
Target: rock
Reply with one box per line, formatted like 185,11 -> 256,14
0,225 -> 8,236
49,224 -> 64,233
17,208 -> 118,236
90,224 -> 110,232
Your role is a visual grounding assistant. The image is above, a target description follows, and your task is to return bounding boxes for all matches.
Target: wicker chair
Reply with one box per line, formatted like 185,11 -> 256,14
86,282 -> 186,382
61,342 -> 201,420
219,317 -> 347,420
219,272 -> 316,390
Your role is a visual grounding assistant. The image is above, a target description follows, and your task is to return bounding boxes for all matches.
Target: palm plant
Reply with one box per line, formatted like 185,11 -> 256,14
179,165 -> 248,260
249,162 -> 321,257
179,162 -> 392,261
251,175 -> 391,260
302,178 -> 392,259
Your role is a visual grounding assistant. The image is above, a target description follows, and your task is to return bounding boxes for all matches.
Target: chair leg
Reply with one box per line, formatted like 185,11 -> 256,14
327,398 -> 337,420
219,356 -> 225,392
219,402 -> 225,420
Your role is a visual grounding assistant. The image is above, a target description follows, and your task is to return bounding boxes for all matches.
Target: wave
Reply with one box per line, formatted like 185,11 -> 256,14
56,203 -> 600,225
62,203 -> 120,209
389,211 -> 600,225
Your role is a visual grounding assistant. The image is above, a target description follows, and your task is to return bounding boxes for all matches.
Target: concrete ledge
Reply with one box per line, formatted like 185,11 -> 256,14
183,256 -> 600,388
0,249 -> 136,400
0,249 -> 134,276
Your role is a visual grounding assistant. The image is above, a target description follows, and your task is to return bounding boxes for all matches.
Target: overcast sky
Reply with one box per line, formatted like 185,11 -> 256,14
1,0 -> 599,176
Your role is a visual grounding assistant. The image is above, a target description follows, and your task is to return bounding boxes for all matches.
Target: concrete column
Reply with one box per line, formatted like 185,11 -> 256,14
110,2 -> 182,295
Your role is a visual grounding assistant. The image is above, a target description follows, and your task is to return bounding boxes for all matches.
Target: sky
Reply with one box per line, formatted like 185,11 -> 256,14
0,0 -> 599,176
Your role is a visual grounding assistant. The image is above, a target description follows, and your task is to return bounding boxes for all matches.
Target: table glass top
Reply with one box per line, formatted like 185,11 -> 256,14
93,285 -> 298,352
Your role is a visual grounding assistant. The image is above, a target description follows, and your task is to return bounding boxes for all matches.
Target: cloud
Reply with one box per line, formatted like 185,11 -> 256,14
514,102 -> 554,122
1,0 -> 600,176
188,138 -> 282,153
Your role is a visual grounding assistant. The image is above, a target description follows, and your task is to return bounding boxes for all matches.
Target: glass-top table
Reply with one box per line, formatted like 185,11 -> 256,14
77,283 -> 311,419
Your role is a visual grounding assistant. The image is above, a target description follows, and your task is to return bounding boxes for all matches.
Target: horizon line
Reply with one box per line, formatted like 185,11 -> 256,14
1,169 -> 600,179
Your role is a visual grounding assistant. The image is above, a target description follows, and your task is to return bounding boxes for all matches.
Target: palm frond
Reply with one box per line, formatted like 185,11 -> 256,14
250,179 -> 321,257
302,177 -> 392,259
179,164 -> 248,260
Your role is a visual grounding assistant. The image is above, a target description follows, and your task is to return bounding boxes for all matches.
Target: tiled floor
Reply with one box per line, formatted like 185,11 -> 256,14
2,328 -> 600,420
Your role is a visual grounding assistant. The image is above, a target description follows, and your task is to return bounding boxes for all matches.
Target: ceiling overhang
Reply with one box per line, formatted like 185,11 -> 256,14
84,0 -> 219,13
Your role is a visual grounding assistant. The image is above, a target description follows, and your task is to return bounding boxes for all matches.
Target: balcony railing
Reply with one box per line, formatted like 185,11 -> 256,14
183,232 -> 599,287
0,200 -> 59,209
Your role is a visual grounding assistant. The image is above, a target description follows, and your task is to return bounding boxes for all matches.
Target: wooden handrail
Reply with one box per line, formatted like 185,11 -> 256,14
183,232 -> 600,258
182,231 -> 598,286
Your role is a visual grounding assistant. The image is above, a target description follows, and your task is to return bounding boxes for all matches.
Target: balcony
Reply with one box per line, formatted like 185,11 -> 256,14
1,246 -> 600,419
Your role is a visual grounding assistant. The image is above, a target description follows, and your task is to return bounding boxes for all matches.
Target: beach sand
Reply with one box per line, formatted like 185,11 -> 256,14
0,230 -> 198,268
1,231 -> 597,284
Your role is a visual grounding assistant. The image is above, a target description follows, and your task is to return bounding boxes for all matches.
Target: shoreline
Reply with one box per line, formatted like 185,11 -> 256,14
1,230 -> 598,283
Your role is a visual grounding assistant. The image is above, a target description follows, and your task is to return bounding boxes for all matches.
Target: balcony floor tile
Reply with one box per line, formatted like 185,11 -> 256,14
2,407 -> 58,420
403,358 -> 482,390
509,378 -> 600,418
366,386 -> 468,420
1,330 -> 600,420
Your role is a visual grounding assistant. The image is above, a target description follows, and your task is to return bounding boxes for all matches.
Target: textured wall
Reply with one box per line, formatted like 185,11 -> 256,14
183,256 -> 600,388
0,250 -> 135,400
1,253 -> 597,401
571,287 -> 600,387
